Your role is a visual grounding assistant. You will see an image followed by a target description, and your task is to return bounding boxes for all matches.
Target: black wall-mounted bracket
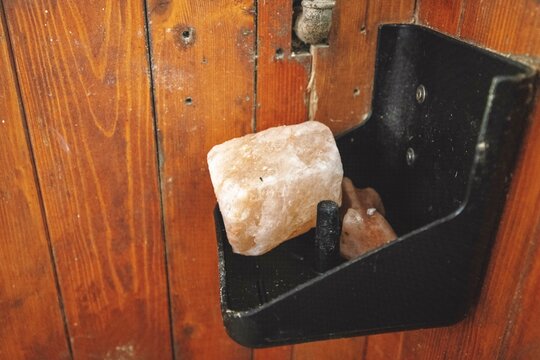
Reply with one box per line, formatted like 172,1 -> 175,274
214,24 -> 538,348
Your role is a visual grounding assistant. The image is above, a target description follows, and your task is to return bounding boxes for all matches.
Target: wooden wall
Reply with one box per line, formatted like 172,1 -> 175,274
0,0 -> 538,359
364,1 -> 540,359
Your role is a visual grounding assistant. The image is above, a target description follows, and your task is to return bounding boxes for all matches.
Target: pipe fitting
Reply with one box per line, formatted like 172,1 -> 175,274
294,0 -> 336,45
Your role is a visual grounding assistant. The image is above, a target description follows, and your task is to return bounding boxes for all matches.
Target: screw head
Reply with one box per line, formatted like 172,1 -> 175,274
416,85 -> 426,103
275,48 -> 284,60
406,147 -> 416,166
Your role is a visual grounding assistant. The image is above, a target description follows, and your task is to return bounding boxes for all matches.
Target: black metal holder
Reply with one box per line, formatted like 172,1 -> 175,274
214,24 -> 537,348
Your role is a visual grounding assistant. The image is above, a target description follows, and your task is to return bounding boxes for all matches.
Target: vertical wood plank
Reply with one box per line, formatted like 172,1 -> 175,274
293,337 -> 367,360
146,0 -> 254,358
254,345 -> 293,360
0,7 -> 70,360
256,0 -> 311,131
397,102 -> 540,360
4,1 -> 172,358
308,0 -> 369,134
496,102 -> 540,360
417,0 -> 464,34
291,1 -> 415,358
310,0 -> 415,134
254,1 -> 307,358
363,333 -> 404,360
388,1 -> 540,359
459,0 -> 540,54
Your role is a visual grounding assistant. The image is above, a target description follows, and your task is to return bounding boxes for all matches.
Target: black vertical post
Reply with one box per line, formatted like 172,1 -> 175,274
315,200 -> 341,272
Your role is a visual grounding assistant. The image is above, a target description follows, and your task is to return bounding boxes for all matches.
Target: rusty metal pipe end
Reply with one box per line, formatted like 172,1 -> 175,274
301,0 -> 336,9
294,0 -> 336,45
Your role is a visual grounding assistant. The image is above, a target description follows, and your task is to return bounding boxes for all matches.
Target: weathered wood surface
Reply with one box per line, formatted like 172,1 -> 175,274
309,0 -> 415,134
254,346 -> 293,360
0,6 -> 71,359
294,337 -> 367,360
1,0 -> 539,358
287,1 -> 416,358
255,0 -> 311,131
363,333 -> 404,360
499,110 -> 540,359
253,0 -> 309,358
418,0 -> 464,34
365,1 -> 540,359
395,97 -> 540,360
147,0 -> 255,358
4,0 -> 172,358
459,0 -> 540,55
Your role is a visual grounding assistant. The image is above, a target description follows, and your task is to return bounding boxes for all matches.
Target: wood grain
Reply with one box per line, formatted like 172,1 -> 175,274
370,1 -> 540,359
290,1 -> 415,358
293,337 -> 367,360
1,0 -> 537,358
417,0 -> 464,34
254,345 -> 293,360
396,101 -> 540,360
496,101 -> 540,360
0,7 -> 70,359
459,0 -> 540,54
253,1 -> 308,358
363,333 -> 404,360
310,0 -> 415,134
146,0 -> 254,358
255,0 -> 311,131
3,1 -> 172,358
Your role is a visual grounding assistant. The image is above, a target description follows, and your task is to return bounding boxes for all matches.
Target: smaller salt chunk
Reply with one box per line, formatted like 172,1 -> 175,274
340,178 -> 396,260
208,121 -> 343,256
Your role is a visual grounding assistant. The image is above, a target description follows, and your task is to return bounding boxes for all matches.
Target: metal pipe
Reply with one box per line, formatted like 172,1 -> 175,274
294,0 -> 336,45
314,200 -> 341,272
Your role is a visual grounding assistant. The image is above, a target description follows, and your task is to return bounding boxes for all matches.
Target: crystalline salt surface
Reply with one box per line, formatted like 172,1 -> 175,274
340,178 -> 397,260
208,121 -> 343,256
